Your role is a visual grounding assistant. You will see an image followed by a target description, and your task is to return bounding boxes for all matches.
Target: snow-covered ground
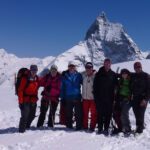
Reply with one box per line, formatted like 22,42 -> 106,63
0,60 -> 150,150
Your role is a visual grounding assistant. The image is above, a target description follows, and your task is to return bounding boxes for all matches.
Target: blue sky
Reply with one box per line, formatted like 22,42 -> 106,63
0,0 -> 150,58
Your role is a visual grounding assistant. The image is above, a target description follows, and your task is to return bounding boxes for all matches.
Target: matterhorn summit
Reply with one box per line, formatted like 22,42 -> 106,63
48,12 -> 143,71
85,12 -> 143,63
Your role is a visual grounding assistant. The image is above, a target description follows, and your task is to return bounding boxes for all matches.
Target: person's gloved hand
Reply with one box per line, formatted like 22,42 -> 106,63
61,99 -> 66,106
19,103 -> 24,110
41,91 -> 44,96
46,85 -> 51,92
140,99 -> 148,107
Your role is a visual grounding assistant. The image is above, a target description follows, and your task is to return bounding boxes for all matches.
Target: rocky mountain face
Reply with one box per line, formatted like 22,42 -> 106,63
146,53 -> 150,59
85,12 -> 143,63
47,12 -> 143,71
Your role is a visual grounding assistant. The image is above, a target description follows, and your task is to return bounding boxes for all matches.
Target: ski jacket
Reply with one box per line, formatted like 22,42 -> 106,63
93,66 -> 118,104
18,74 -> 39,104
131,72 -> 150,101
82,71 -> 96,100
118,78 -> 131,99
60,70 -> 82,101
40,73 -> 61,101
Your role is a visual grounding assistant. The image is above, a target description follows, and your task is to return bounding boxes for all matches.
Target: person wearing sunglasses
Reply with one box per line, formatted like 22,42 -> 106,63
82,62 -> 97,132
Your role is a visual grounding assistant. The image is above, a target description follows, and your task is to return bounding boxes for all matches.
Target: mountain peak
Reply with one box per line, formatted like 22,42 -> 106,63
85,12 -> 110,40
96,11 -> 108,23
84,13 -> 143,63
0,49 -> 7,57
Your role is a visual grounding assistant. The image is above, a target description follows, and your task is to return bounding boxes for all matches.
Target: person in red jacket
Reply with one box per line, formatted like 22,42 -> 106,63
37,65 -> 61,128
18,65 -> 39,133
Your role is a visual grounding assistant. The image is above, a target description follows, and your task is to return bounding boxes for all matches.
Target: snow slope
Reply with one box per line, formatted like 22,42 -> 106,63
0,60 -> 150,150
0,49 -> 55,86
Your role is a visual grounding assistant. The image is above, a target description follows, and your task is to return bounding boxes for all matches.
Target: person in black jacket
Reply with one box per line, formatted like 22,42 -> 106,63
131,62 -> 150,133
93,59 -> 118,135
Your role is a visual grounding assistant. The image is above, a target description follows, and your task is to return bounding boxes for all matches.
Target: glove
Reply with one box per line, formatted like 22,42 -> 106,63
140,100 -> 148,107
19,103 -> 24,110
41,91 -> 44,96
46,85 -> 51,92
61,99 -> 66,106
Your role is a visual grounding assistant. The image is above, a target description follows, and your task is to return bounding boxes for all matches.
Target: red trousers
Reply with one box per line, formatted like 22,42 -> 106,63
83,100 -> 97,129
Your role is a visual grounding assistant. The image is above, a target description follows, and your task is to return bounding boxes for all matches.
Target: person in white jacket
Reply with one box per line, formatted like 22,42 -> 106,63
82,62 -> 97,132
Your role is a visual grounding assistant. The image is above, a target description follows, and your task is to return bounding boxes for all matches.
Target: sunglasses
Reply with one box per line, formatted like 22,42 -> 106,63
69,65 -> 75,67
85,66 -> 93,69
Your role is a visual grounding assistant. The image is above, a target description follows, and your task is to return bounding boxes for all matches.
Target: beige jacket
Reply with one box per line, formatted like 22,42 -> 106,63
82,71 -> 96,100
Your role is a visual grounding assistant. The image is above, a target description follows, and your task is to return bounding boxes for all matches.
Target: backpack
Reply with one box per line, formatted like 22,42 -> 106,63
15,68 -> 30,95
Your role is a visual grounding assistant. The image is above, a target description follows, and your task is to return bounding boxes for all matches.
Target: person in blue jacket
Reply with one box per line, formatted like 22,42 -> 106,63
61,61 -> 83,130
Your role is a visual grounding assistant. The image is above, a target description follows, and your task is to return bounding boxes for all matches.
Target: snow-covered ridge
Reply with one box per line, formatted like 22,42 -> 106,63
0,49 -> 55,86
141,51 -> 149,58
146,52 -> 150,59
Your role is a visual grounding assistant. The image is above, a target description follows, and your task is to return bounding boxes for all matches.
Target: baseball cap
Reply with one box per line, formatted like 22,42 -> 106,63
50,64 -> 58,70
85,62 -> 93,68
30,65 -> 38,72
68,61 -> 76,67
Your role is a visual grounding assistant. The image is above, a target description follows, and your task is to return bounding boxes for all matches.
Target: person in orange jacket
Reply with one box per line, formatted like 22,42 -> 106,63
18,65 -> 39,133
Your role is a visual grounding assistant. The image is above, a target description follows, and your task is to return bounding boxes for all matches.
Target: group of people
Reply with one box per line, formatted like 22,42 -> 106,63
17,58 -> 150,136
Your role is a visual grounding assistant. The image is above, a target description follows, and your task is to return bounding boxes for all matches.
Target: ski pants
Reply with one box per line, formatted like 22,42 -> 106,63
96,101 -> 113,131
65,100 -> 82,129
37,98 -> 58,127
113,97 -> 131,132
120,101 -> 131,132
19,102 -> 37,133
132,96 -> 147,131
82,100 -> 97,129
59,101 -> 66,125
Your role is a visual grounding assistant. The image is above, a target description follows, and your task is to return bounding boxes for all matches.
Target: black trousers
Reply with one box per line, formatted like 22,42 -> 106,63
96,102 -> 113,131
65,100 -> 82,129
37,98 -> 58,127
114,96 -> 131,132
19,103 -> 37,133
120,101 -> 131,132
132,97 -> 147,131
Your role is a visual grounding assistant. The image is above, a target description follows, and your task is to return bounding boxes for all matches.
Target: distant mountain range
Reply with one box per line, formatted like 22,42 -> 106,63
0,48 -> 55,85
